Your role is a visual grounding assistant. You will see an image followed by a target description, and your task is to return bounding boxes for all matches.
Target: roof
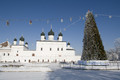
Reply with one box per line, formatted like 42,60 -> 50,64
37,40 -> 66,42
25,42 -> 28,44
66,47 -> 75,51
48,29 -> 54,35
67,42 -> 70,45
14,38 -> 17,41
41,32 -> 45,36
19,36 -> 24,41
66,49 -> 74,50
58,32 -> 63,36
0,41 -> 9,48
0,41 -> 11,49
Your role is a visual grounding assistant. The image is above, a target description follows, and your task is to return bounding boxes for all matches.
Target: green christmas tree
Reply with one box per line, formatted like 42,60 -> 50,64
81,11 -> 107,60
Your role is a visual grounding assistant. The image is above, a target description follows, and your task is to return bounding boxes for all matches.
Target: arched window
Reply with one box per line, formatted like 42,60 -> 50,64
41,48 -> 43,51
64,59 -> 66,62
16,54 -> 19,56
48,59 -> 49,62
13,60 -> 15,62
38,59 -> 39,62
50,48 -> 52,51
8,53 -> 10,56
55,59 -> 57,63
42,59 -> 44,63
29,59 -> 31,63
3,53 -> 5,56
59,55 -> 61,57
32,53 -> 35,56
18,60 -> 20,62
24,60 -> 26,62
61,48 -> 63,51
57,48 -> 59,51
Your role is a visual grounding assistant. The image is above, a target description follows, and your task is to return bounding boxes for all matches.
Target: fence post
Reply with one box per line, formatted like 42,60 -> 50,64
105,62 -> 107,70
117,61 -> 119,70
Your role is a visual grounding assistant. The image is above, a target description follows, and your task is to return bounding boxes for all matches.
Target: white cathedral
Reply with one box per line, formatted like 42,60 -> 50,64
0,29 -> 80,63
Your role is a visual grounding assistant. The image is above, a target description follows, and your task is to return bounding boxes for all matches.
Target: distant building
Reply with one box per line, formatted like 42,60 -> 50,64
0,29 -> 81,63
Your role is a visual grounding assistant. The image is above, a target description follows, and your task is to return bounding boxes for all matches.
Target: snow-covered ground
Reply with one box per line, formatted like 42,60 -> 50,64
0,68 -> 120,80
0,63 -> 120,80
0,63 -> 53,72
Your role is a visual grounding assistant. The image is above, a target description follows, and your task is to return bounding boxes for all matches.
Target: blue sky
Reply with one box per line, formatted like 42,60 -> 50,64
0,0 -> 120,55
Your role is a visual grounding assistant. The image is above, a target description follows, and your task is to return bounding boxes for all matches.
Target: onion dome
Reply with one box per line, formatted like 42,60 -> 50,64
58,32 -> 63,36
48,29 -> 54,35
41,32 -> 45,36
25,42 -> 28,44
67,42 -> 70,45
19,36 -> 24,41
14,38 -> 17,41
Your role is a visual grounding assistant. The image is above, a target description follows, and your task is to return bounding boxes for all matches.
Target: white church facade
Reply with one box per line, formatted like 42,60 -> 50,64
0,29 -> 81,63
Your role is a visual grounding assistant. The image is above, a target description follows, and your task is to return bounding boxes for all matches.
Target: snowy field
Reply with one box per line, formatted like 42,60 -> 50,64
0,63 -> 52,72
0,63 -> 120,80
0,69 -> 120,80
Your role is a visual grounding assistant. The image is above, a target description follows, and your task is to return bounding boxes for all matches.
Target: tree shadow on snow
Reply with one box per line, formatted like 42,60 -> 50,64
47,69 -> 120,80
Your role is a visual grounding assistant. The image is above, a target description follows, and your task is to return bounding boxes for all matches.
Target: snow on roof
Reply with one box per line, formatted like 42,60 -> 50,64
0,41 -> 11,49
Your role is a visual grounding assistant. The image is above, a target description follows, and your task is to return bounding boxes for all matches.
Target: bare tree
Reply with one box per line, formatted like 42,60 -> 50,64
107,38 -> 120,61
114,38 -> 120,60
107,49 -> 118,61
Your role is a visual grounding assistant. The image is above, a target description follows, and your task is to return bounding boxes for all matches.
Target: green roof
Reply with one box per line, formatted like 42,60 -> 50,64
48,29 -> 54,35
14,38 -> 17,41
19,36 -> 24,41
58,32 -> 63,36
25,42 -> 28,44
67,42 -> 70,45
41,32 -> 45,36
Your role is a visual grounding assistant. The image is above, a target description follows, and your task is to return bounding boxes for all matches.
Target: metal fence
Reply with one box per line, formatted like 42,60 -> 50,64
60,61 -> 120,70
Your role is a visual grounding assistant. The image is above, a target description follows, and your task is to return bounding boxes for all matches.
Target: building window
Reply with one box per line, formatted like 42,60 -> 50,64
32,53 -> 35,56
29,59 -> 31,63
13,60 -> 15,62
3,53 -> 5,56
61,48 -> 63,51
50,48 -> 52,51
17,51 -> 18,53
16,54 -> 19,56
59,55 -> 61,57
41,48 -> 43,51
38,59 -> 39,62
57,48 -> 59,51
24,60 -> 26,62
42,59 -> 44,62
8,53 -> 10,56
55,59 -> 57,63
64,59 -> 66,62
18,60 -> 20,62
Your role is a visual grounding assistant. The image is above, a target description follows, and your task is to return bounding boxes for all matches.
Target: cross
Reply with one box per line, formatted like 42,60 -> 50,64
42,28 -> 44,32
51,24 -> 52,29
